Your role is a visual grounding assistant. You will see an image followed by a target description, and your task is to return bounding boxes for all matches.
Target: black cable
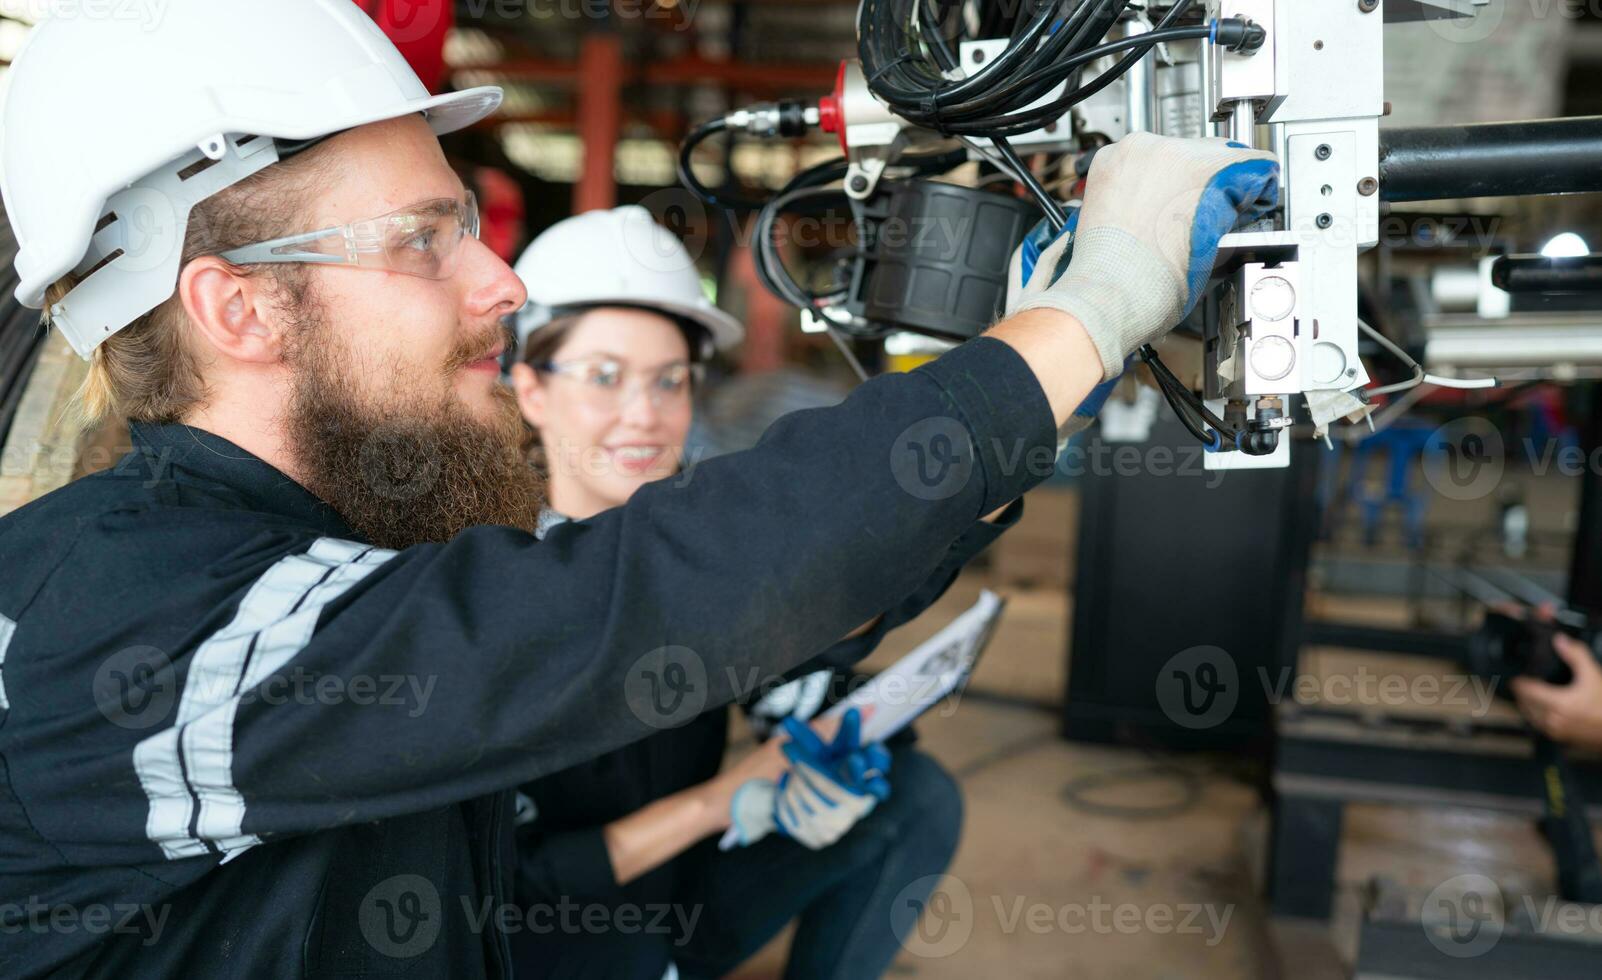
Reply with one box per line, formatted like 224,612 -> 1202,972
754,186 -> 851,310
787,155 -> 851,192
863,0 -> 1097,131
858,0 -> 1211,138
1139,343 -> 1246,453
1144,352 -> 1220,447
748,148 -> 973,313
1164,389 -> 1217,446
920,0 -> 959,72
910,9 -> 1219,456
753,156 -> 901,302
1141,344 -> 1232,434
938,1 -> 1174,121
951,0 -> 1119,121
899,147 -> 974,176
1017,0 -> 1198,133
879,0 -> 1060,112
1063,0 -> 1196,109
677,118 -> 771,212
945,24 -> 1213,137
989,135 -> 1066,227
1015,0 -> 1196,104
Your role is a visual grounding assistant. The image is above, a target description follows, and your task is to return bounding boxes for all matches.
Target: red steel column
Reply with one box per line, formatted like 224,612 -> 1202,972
574,29 -> 623,213
730,230 -> 788,373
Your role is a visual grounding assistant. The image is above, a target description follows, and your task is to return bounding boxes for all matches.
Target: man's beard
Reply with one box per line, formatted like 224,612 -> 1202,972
284,304 -> 544,551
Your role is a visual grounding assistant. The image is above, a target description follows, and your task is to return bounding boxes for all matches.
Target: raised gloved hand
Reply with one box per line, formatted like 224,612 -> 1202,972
1007,210 -> 1123,446
1006,132 -> 1280,381
727,708 -> 892,850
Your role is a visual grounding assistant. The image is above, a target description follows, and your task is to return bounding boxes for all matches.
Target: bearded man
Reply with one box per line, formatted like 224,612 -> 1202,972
0,1 -> 1277,976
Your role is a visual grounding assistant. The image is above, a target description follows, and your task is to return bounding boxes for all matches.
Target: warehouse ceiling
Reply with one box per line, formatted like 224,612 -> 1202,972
0,1 -> 1599,244
1,2 -> 1599,186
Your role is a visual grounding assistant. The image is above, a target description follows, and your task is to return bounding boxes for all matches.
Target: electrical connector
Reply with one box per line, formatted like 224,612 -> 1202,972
726,100 -> 820,139
1212,18 -> 1267,53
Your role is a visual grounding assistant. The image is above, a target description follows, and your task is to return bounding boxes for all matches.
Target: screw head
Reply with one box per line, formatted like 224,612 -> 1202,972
848,174 -> 870,194
1316,213 -> 1334,229
1358,0 -> 1379,11
1358,177 -> 1379,197
1315,144 -> 1333,161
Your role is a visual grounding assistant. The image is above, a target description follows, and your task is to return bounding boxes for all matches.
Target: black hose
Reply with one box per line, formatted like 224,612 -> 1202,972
1140,344 -> 1237,449
921,0 -> 959,71
858,0 -> 1208,138
990,136 -> 1067,227
754,186 -> 853,310
1142,345 -> 1232,433
677,118 -> 771,212
1031,0 -> 1199,130
940,1 -> 1175,121
948,24 -> 1213,137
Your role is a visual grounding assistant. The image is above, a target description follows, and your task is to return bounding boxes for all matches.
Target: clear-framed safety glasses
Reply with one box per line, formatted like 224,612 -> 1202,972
219,190 -> 479,280
535,356 -> 705,412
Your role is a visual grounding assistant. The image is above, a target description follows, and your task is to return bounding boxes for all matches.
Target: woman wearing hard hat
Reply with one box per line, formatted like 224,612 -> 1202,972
503,206 -> 1017,978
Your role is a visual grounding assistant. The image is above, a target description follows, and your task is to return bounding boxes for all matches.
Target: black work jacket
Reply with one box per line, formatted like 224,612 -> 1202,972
0,337 -> 1054,977
509,502 -> 1022,929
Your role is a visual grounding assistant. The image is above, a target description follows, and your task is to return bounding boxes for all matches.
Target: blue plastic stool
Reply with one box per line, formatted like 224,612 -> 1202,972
1347,424 -> 1434,549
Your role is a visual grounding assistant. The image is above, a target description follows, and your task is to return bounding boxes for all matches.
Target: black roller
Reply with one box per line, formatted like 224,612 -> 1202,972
1379,116 -> 1602,203
847,179 -> 1041,342
1491,254 -> 1602,294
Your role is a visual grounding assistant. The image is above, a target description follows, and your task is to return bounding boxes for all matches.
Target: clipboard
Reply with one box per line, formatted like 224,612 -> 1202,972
825,588 -> 1007,743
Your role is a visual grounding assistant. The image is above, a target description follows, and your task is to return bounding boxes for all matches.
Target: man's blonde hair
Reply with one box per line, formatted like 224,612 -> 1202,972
45,144 -> 333,426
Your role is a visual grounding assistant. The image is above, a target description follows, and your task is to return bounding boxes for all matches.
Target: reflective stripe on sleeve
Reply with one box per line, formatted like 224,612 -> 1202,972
0,614 -> 15,710
134,538 -> 396,860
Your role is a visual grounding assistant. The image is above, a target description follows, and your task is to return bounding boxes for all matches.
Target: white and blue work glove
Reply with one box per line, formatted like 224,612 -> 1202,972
728,708 -> 893,850
1005,131 -> 1280,382
1007,208 -> 1124,445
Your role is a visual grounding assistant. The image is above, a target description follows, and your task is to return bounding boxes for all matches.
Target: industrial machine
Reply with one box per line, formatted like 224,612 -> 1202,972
678,0 -> 1602,470
681,19 -> 1602,967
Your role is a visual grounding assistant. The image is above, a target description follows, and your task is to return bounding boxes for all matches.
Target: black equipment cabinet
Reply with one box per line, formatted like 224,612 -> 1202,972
1063,412 -> 1321,752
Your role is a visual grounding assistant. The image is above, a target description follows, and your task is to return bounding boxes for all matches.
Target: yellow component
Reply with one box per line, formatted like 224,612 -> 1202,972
886,353 -> 940,374
882,332 -> 954,374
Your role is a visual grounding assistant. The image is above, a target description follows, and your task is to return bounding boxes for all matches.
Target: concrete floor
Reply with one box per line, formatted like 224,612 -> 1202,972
725,477 -> 1585,979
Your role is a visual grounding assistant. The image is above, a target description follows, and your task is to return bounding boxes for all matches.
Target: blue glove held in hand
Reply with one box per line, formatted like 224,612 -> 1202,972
776,708 -> 891,849
727,708 -> 891,850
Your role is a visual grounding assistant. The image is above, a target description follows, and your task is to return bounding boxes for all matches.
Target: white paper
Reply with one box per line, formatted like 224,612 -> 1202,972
824,589 -> 1004,743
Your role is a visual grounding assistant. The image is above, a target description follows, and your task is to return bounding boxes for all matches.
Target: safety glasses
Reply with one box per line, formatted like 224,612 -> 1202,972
219,191 -> 479,280
536,356 -> 703,412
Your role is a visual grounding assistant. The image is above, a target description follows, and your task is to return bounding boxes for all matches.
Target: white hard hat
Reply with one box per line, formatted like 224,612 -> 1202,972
0,0 -> 503,358
512,206 -> 744,356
